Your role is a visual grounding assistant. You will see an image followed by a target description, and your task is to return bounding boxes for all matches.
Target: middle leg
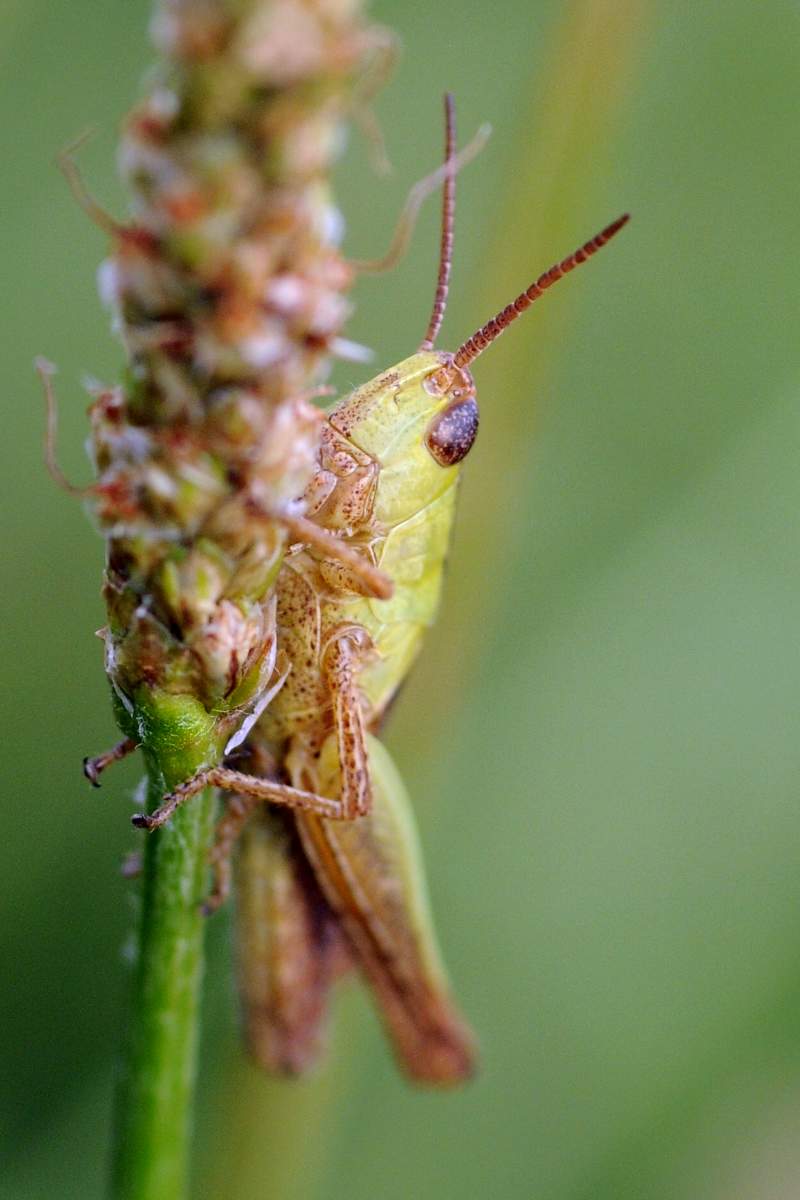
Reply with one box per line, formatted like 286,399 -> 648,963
323,631 -> 372,820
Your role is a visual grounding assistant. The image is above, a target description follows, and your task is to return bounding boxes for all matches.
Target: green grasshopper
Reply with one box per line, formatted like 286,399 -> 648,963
134,93 -> 629,1081
89,94 -> 628,1080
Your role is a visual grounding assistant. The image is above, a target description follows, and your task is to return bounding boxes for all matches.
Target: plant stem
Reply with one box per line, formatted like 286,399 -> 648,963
111,699 -> 220,1200
62,1 -> 383,1192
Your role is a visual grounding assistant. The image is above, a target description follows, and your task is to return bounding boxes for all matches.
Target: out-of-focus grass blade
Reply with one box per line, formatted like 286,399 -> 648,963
394,0 -> 650,746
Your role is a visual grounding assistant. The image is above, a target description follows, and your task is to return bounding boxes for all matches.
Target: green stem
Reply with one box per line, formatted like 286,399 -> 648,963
111,695 -> 221,1200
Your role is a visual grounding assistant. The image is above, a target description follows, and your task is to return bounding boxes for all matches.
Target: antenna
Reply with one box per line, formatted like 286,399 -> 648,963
453,213 -> 630,369
419,94 -> 457,351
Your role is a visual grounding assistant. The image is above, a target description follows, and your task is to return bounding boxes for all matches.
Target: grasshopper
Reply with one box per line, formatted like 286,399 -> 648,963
133,94 -> 629,1081
89,96 -> 629,1082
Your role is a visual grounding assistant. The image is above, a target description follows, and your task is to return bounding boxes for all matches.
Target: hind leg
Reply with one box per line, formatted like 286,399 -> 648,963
132,766 -> 344,832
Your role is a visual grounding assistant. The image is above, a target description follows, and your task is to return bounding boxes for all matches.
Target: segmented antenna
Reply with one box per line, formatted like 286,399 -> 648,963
453,213 -> 630,368
419,93 -> 457,351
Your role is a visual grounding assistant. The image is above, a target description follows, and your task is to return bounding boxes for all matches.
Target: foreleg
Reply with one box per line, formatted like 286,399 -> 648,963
83,737 -> 138,787
280,509 -> 393,601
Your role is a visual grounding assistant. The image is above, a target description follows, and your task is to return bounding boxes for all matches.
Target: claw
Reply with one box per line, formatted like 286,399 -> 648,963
131,811 -> 159,831
83,756 -> 103,788
83,737 -> 137,787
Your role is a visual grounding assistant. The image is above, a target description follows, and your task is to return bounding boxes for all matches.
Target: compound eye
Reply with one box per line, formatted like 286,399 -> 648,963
424,396 -> 479,466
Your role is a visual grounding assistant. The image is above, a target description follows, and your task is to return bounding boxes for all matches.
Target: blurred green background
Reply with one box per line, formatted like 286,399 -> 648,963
3,1 -> 800,1196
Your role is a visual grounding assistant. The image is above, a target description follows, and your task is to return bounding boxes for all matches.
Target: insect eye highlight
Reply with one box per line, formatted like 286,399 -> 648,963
424,396 -> 479,467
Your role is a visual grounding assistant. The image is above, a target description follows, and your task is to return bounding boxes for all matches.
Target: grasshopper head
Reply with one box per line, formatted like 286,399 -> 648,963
329,350 -> 479,528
